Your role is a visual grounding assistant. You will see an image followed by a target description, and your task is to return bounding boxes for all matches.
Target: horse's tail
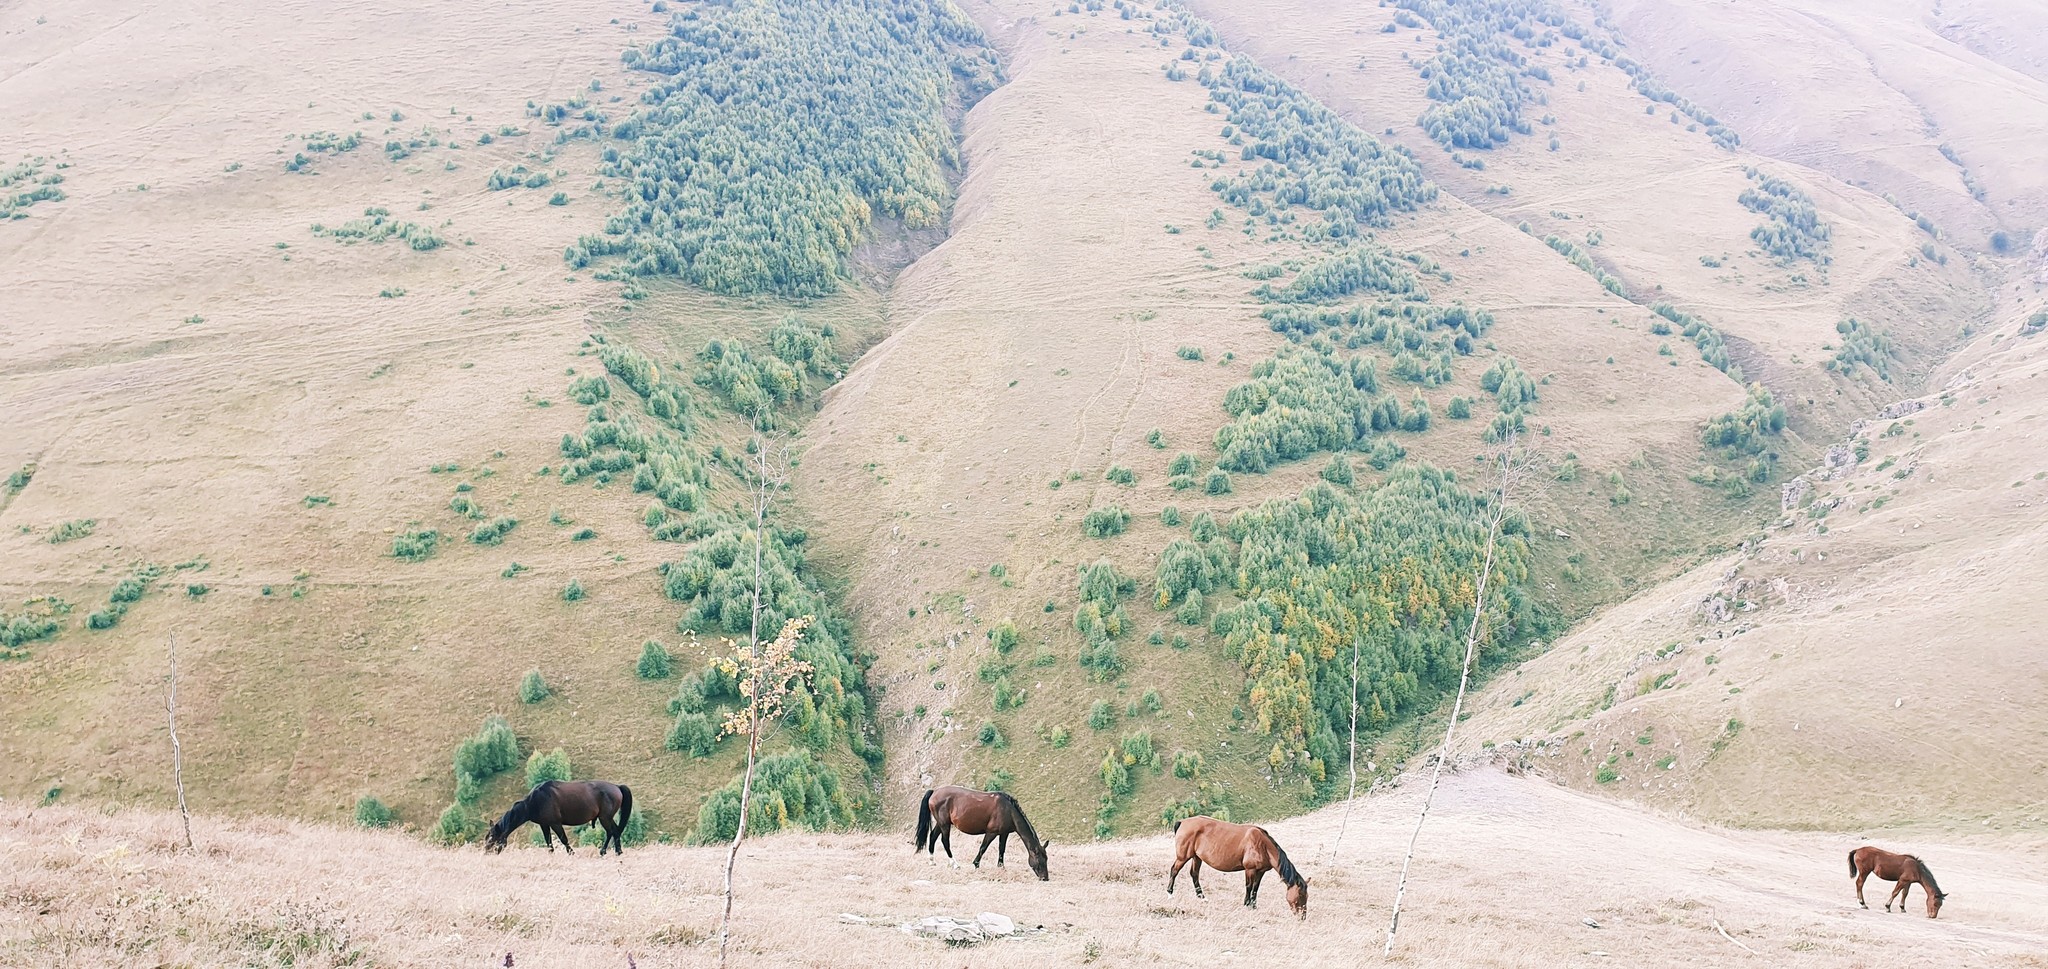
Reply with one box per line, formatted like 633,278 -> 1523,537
914,789 -> 934,852
617,784 -> 634,833
1173,818 -> 1183,834
1848,848 -> 1858,877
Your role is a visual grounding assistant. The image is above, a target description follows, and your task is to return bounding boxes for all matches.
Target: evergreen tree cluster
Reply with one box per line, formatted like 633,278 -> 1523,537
1648,303 -> 1740,379
1740,167 -> 1831,265
1198,56 -> 1438,235
1827,318 -> 1895,381
1542,233 -> 1624,296
1392,0 -> 1561,149
1702,384 -> 1788,461
569,0 -> 1001,296
1212,468 -> 1533,787
310,207 -> 445,251
3,157 -> 67,218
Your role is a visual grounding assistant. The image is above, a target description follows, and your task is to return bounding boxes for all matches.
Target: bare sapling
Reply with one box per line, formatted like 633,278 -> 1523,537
1384,432 -> 1523,955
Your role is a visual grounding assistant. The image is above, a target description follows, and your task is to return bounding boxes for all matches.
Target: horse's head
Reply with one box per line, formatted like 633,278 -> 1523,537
1929,891 -> 1947,918
483,818 -> 512,854
1029,840 -> 1051,881
1286,876 -> 1310,919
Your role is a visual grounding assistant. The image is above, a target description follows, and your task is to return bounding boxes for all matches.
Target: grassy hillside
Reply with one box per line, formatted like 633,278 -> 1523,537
3,0 -> 2042,860
0,0 -> 997,842
11,768 -> 2048,966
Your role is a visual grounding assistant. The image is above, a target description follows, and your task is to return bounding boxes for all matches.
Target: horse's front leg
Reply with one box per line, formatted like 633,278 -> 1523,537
1885,881 -> 1904,912
1893,881 -> 1911,913
541,825 -> 555,852
997,832 -> 1008,868
972,833 -> 995,869
1245,869 -> 1264,909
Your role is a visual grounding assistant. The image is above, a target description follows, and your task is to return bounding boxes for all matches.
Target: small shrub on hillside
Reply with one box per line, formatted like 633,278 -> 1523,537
525,747 -> 571,787
46,519 -> 96,544
391,528 -> 440,562
1088,700 -> 1117,731
1321,453 -> 1354,485
1082,505 -> 1130,538
453,716 -> 519,789
1173,750 -> 1204,779
434,802 -> 478,844
1105,465 -> 1136,485
470,516 -> 518,546
988,620 -> 1018,655
1446,396 -> 1472,419
636,639 -> 672,679
1160,506 -> 1182,527
561,579 -> 586,601
1176,346 -> 1204,361
518,669 -> 550,704
977,721 -> 1006,748
354,796 -> 393,829
667,710 -> 717,756
1203,469 -> 1232,495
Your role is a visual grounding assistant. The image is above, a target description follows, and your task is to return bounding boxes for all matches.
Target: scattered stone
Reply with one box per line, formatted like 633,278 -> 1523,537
977,912 -> 1016,937
904,916 -> 984,944
1582,917 -> 1602,929
1876,399 -> 1926,420
1780,476 -> 1811,512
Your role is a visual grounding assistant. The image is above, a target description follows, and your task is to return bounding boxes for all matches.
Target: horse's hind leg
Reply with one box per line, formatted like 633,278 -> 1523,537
941,826 -> 957,868
972,832 -> 995,869
557,824 -> 575,855
1168,855 -> 1187,895
1189,859 -> 1205,899
1854,869 -> 1868,908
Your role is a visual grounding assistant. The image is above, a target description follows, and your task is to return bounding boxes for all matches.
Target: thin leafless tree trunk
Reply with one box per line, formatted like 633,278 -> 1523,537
719,437 -> 779,968
1385,433 -> 1520,955
165,633 -> 193,852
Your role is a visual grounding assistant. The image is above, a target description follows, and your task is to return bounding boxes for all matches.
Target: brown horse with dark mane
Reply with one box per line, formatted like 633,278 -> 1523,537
485,780 -> 634,857
1167,815 -> 1309,918
1850,845 -> 1946,917
913,786 -> 1051,880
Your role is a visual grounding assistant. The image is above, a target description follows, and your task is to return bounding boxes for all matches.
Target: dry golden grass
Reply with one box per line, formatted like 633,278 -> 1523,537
7,768 -> 2047,967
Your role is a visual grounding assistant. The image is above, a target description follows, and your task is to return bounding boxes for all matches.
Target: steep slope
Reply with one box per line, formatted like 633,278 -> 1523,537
11,768 -> 2048,966
1162,0 -> 2048,830
1595,0 -> 2048,250
0,0 -> 997,841
797,0 -> 1797,839
1459,286 -> 2048,829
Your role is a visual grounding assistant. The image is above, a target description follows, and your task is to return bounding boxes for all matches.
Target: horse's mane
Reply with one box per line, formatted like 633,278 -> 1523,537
492,781 -> 555,837
996,792 -> 1042,851
1911,855 -> 1943,895
1264,828 -> 1304,889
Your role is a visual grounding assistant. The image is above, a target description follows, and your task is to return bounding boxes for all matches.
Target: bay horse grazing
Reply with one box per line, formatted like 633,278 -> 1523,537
485,780 -> 634,857
913,786 -> 1051,880
1167,815 -> 1309,918
1850,845 -> 1946,917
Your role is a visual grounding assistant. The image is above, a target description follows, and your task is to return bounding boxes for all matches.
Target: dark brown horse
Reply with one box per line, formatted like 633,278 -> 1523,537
1167,815 -> 1309,918
485,780 -> 633,857
914,786 -> 1050,880
1850,845 -> 1946,917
